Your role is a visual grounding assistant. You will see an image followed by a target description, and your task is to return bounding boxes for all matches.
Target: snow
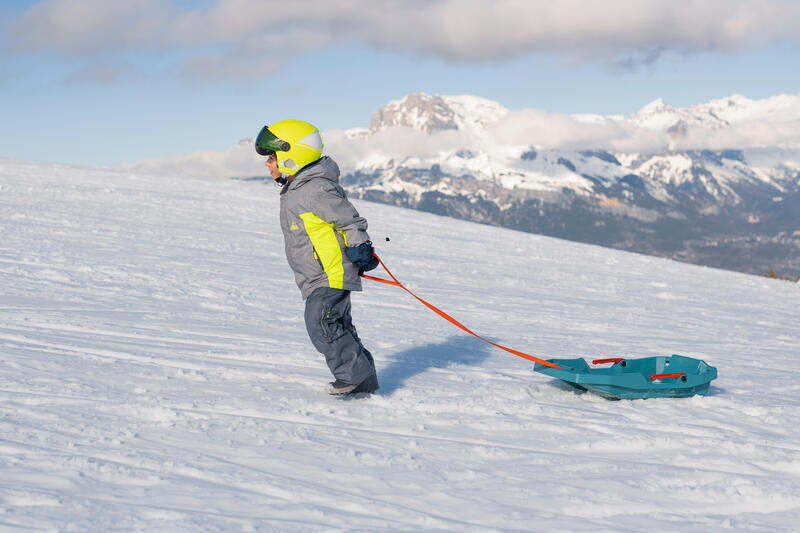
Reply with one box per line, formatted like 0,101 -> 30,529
1,158 -> 799,531
442,94 -> 509,131
636,154 -> 694,184
696,93 -> 800,125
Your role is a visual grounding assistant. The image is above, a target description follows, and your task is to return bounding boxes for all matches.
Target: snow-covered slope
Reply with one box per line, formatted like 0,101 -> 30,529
1,159 -> 799,531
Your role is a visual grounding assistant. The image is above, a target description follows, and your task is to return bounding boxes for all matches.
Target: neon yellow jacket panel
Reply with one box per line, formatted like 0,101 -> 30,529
279,157 -> 371,299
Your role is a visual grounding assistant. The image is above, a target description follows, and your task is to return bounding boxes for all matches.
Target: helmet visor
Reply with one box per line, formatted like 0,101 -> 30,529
255,126 -> 291,155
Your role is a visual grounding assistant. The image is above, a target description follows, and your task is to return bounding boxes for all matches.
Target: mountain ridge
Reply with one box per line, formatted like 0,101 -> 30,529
122,90 -> 800,277
341,91 -> 799,277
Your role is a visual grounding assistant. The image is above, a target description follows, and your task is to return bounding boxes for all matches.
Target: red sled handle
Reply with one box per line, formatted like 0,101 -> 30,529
650,372 -> 686,380
592,358 -> 625,365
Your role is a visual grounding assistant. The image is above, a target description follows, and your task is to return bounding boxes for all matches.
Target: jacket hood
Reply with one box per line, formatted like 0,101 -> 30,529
284,156 -> 339,192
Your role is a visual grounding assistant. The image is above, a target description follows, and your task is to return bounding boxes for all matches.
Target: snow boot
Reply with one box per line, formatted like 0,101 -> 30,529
328,379 -> 358,395
328,374 -> 379,396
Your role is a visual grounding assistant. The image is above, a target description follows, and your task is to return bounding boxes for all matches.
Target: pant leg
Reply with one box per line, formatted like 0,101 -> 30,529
304,287 -> 377,385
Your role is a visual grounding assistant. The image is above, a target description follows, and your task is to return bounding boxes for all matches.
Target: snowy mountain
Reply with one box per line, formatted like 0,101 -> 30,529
632,93 -> 800,132
339,92 -> 800,277
121,91 -> 800,278
2,158 -> 799,530
369,92 -> 509,133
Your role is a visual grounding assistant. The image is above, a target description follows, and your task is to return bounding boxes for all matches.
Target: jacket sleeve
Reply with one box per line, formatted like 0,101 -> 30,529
312,182 -> 370,247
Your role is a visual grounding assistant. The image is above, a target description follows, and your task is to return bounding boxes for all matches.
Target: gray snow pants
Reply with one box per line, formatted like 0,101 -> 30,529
304,287 -> 377,386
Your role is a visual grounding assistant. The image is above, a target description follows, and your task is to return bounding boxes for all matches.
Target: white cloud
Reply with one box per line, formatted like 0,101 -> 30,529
325,126 -> 474,173
4,0 -> 172,53
674,120 -> 800,151
4,0 -> 800,80
121,113 -> 800,181
120,139 -> 265,179
488,109 -> 669,153
328,102 -> 800,162
180,52 -> 282,81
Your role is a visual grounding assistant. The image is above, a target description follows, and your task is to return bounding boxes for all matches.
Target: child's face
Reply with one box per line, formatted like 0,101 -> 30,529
265,154 -> 281,181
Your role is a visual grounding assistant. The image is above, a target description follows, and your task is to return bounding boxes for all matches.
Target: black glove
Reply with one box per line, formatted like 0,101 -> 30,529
345,241 -> 379,273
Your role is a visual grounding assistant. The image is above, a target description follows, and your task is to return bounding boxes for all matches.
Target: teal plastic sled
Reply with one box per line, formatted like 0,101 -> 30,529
533,354 -> 717,400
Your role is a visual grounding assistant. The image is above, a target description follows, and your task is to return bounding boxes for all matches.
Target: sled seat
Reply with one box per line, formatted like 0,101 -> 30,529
533,354 -> 717,400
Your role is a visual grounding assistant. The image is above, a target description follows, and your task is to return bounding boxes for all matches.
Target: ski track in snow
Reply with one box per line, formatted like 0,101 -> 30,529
1,159 -> 799,532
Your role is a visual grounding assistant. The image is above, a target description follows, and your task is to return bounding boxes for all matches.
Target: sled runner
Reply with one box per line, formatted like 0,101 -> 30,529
533,354 -> 717,399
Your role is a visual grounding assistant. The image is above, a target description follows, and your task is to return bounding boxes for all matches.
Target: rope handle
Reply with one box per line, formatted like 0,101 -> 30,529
362,254 -> 561,369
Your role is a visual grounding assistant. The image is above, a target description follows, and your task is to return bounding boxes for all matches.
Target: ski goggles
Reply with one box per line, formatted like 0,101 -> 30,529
255,126 -> 291,156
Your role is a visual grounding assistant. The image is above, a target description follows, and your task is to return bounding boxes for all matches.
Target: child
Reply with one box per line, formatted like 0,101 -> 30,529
256,120 -> 379,395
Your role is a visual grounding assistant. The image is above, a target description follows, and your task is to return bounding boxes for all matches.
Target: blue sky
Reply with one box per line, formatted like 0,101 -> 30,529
1,0 -> 799,166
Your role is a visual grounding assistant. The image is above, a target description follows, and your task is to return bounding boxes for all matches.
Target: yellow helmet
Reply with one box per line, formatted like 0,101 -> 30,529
255,119 -> 324,176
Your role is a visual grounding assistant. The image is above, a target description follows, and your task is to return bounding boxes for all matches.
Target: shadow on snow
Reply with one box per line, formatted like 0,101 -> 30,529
375,335 -> 493,396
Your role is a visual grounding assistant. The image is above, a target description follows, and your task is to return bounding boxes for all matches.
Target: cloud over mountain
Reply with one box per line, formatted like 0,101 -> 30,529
122,91 -> 800,180
325,92 -> 800,173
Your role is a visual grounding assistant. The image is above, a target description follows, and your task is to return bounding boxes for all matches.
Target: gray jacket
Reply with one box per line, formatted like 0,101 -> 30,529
279,157 -> 371,299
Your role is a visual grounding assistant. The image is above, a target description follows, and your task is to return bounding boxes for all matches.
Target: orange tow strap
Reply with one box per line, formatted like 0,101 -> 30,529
362,255 -> 561,369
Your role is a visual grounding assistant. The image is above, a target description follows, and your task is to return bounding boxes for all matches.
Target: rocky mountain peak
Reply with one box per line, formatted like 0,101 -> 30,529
370,91 -> 458,133
369,91 -> 509,134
